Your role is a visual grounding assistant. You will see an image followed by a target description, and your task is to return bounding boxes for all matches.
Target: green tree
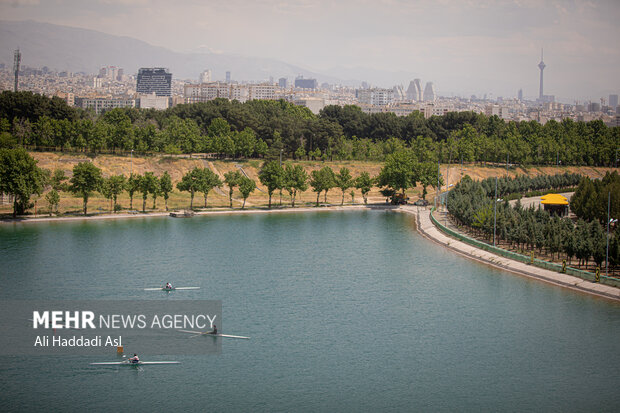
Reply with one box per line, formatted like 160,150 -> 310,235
295,146 -> 306,160
51,169 -> 68,192
258,161 -> 285,208
138,172 -> 158,212
335,167 -> 353,205
127,173 -> 141,211
321,166 -> 336,203
197,168 -> 222,207
106,175 -> 127,212
417,161 -> 441,200
177,168 -> 202,209
255,139 -> 269,158
238,176 -> 256,209
100,178 -> 114,212
377,150 -> 419,195
0,148 -> 46,216
224,170 -> 243,208
69,161 -> 103,215
233,128 -> 257,158
159,171 -> 173,211
284,163 -> 308,207
355,171 -> 374,204
45,189 -> 60,215
309,166 -> 335,206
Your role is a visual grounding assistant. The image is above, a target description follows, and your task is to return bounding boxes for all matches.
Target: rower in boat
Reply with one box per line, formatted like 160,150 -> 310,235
129,354 -> 140,364
165,282 -> 173,290
209,325 -> 218,335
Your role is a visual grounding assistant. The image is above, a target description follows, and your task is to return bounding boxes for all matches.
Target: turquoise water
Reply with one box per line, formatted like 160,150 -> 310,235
1,210 -> 619,412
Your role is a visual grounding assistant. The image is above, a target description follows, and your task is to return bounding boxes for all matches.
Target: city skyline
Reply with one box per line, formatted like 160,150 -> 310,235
1,0 -> 619,102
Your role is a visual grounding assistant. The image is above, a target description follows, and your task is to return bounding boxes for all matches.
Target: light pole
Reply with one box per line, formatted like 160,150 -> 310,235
506,153 -> 509,176
435,160 -> 440,210
606,191 -> 610,277
493,177 -> 498,247
130,149 -> 134,176
279,148 -> 283,167
445,148 -> 452,227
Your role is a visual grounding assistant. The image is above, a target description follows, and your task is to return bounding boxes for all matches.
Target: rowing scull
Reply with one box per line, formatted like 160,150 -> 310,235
178,329 -> 250,339
143,287 -> 200,291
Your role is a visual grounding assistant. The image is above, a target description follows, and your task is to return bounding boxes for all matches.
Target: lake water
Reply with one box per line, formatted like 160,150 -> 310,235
1,210 -> 619,412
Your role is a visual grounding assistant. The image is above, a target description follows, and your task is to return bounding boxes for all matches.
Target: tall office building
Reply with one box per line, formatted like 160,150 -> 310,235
609,94 -> 619,110
414,79 -> 422,101
226,71 -> 231,83
200,70 -> 212,83
393,85 -> 405,100
294,76 -> 318,89
278,77 -> 288,88
423,82 -> 436,102
538,49 -> 546,100
136,68 -> 172,97
406,79 -> 422,101
518,89 -> 523,101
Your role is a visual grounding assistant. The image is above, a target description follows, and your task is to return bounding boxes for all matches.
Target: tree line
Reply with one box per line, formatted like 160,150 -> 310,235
0,147 -> 379,217
570,172 -> 620,224
1,91 -> 619,166
447,174 -> 620,274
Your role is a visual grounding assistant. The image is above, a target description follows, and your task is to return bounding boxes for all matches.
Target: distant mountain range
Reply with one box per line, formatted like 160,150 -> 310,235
0,20 -> 351,84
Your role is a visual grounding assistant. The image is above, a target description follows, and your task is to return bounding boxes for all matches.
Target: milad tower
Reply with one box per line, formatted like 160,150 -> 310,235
538,49 -> 546,100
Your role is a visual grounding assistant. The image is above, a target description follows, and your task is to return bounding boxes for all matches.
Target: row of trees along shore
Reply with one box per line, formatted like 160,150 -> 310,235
0,148 -> 378,216
2,144 -> 618,276
1,91 -> 619,166
446,172 -> 620,275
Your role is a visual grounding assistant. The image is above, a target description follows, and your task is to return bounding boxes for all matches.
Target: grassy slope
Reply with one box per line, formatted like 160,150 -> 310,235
0,152 -> 615,215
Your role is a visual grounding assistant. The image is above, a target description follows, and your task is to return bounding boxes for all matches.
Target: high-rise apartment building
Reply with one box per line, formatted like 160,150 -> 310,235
249,84 -> 276,100
184,82 -> 275,103
609,94 -> 619,110
200,70 -> 212,83
357,88 -> 394,106
423,82 -> 436,102
136,68 -> 172,97
225,71 -> 231,83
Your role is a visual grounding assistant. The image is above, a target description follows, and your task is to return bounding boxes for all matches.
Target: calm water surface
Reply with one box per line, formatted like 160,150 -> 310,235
0,210 -> 619,412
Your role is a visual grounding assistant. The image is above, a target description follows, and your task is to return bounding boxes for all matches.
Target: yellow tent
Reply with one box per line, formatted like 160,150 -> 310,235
540,194 -> 569,205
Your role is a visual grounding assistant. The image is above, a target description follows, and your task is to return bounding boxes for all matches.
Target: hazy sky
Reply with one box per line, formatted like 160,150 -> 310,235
1,0 -> 619,102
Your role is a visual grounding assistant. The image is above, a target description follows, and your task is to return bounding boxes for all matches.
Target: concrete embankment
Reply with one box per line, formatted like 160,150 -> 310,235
401,205 -> 620,302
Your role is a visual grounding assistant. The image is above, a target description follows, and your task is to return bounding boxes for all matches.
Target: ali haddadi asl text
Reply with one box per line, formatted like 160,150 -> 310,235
33,335 -> 122,347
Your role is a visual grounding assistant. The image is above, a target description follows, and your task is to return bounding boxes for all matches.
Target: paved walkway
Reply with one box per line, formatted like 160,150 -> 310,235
400,205 -> 620,301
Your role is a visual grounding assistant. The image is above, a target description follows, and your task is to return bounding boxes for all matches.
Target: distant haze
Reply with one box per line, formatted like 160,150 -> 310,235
1,0 -> 619,103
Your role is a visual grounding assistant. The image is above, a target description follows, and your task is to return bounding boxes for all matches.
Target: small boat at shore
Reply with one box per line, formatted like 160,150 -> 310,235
169,210 -> 195,218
